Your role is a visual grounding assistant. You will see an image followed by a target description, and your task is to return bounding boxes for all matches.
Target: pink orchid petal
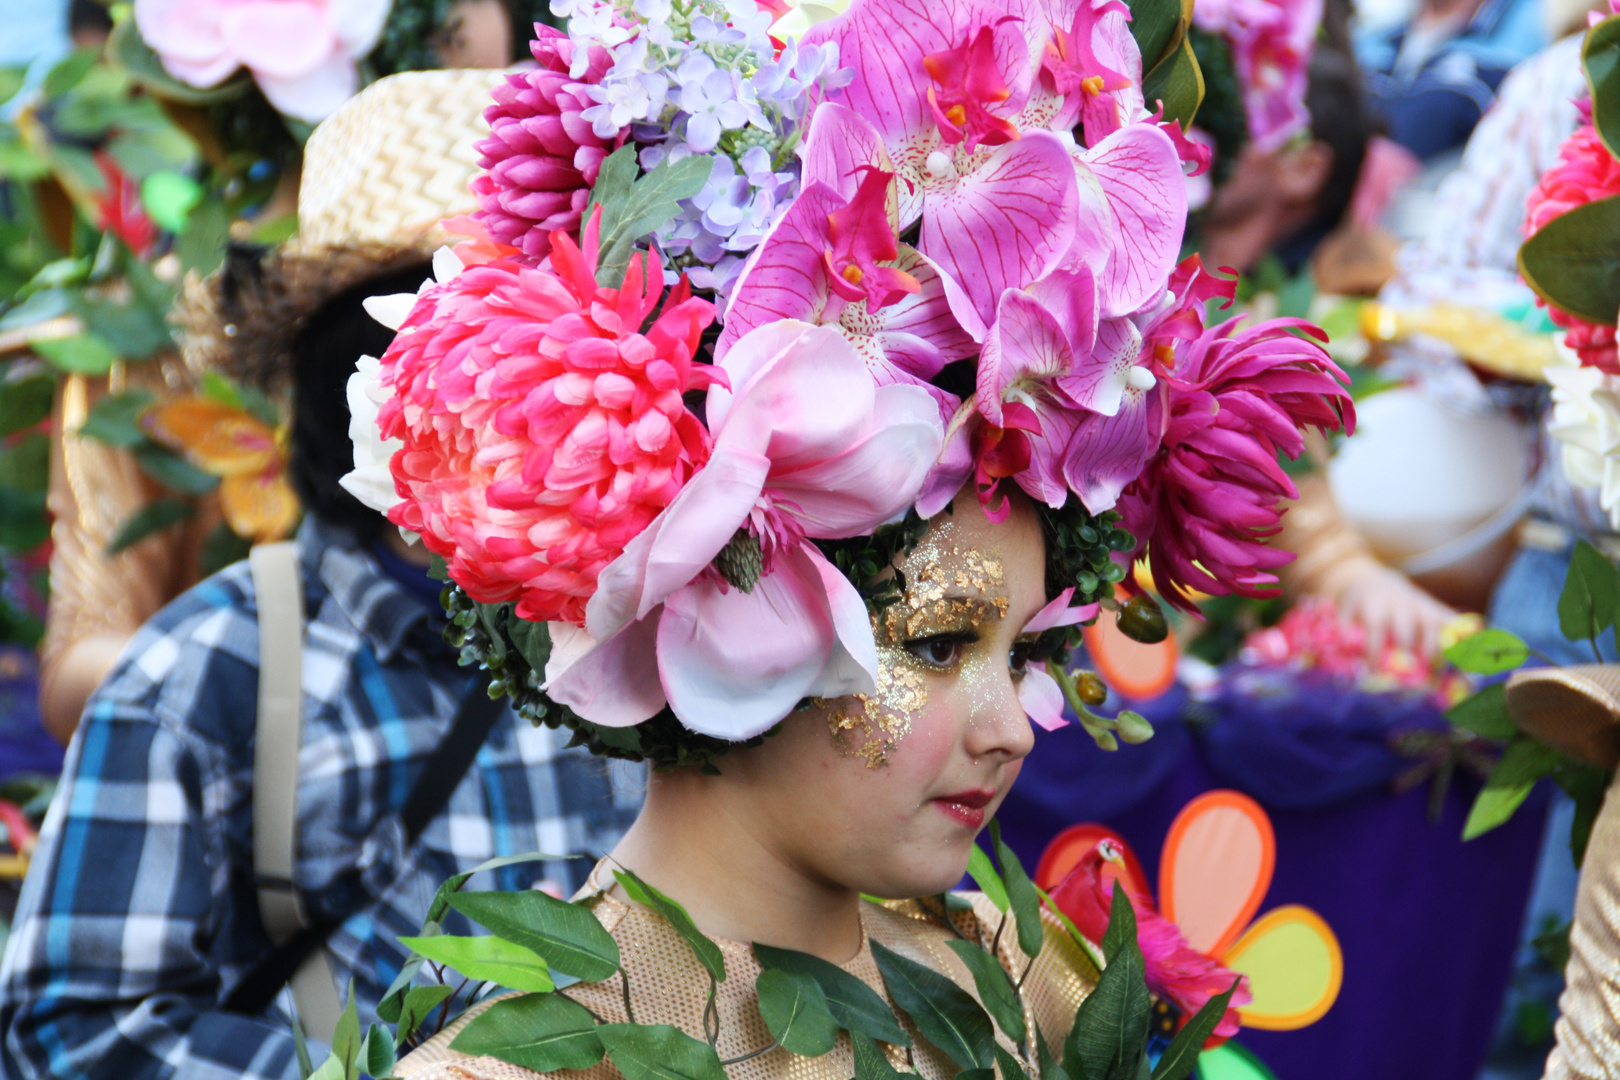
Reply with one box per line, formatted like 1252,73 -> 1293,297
806,543 -> 881,697
252,51 -> 358,123
134,0 -> 229,61
716,190 -> 840,362
924,133 -> 1079,328
1059,313 -> 1140,418
1023,587 -> 1100,632
1017,402 -> 1079,508
220,1 -> 332,78
978,289 -> 1074,428
1025,264 -> 1100,357
159,51 -> 245,87
1064,382 -> 1165,512
1060,157 -> 1119,283
770,382 -> 945,536
1019,665 -> 1070,731
656,545 -> 839,739
917,420 -> 975,518
543,615 -> 668,727
858,249 -> 978,379
1083,122 -> 1188,317
328,0 -> 391,56
802,103 -> 897,205
586,445 -> 771,637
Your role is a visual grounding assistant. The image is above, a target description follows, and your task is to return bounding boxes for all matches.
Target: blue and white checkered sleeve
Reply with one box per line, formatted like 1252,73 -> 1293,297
0,613 -> 301,1080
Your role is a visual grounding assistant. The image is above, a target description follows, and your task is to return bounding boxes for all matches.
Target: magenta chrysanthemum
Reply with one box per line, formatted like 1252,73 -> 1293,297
472,25 -> 626,261
378,213 -> 720,625
1525,107 -> 1620,373
1116,317 -> 1354,613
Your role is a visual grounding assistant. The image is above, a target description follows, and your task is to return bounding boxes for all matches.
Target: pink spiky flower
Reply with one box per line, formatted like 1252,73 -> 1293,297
1524,106 -> 1620,373
473,25 -> 626,261
378,210 -> 721,625
1116,318 -> 1354,614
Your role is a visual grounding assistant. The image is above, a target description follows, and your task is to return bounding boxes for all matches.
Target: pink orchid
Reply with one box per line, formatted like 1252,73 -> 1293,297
925,21 -> 1024,150
544,322 -> 945,739
1043,0 -> 1141,146
1193,0 -> 1321,152
133,0 -> 388,122
823,166 -> 922,308
1017,586 -> 1098,730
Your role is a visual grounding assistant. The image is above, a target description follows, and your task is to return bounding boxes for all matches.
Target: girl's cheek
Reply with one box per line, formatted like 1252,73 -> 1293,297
823,643 -> 934,768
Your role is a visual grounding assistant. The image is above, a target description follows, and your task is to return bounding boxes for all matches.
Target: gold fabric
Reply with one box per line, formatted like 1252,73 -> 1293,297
1545,767 -> 1620,1079
396,860 -> 1099,1080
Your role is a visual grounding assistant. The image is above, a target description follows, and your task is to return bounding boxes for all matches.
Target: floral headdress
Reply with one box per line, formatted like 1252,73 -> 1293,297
345,0 -> 1353,768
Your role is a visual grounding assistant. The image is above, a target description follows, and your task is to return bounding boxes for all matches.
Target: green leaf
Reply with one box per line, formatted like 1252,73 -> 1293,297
448,888 -> 621,983
35,335 -> 119,375
944,939 -> 1026,1046
1035,886 -> 1105,974
42,49 -> 98,99
1036,1026 -> 1070,1080
1126,0 -> 1185,70
107,497 -> 193,554
1554,765 -> 1611,868
0,488 -> 49,550
1561,539 -> 1620,643
1587,15 -> 1620,163
1142,36 -> 1204,130
996,1045 -> 1033,1080
508,617 -> 554,675
585,147 -> 714,288
360,1022 -> 397,1080
0,289 -> 72,332
396,983 -> 455,1043
134,444 -> 220,495
106,15 -> 250,105
0,67 -> 26,105
107,124 -> 198,180
991,821 -> 1045,962
0,432 -> 49,493
76,389 -> 155,448
752,943 -> 911,1047
396,934 -> 556,993
756,968 -> 841,1057
1151,977 -> 1240,1080
1445,683 -> 1515,740
614,868 -> 726,982
177,198 -> 232,277
967,844 -> 1009,913
141,170 -> 204,234
1064,889 -> 1150,1080
451,992 -> 607,1072
870,938 -> 996,1070
850,1030 -> 908,1080
1518,194 -> 1620,325
199,522 -> 253,577
426,852 -> 565,924
0,376 -> 55,438
332,983 -> 363,1080
1443,628 -> 1530,675
74,292 -> 172,359
1462,736 -> 1563,840
375,955 -> 428,1025
597,1023 -> 728,1080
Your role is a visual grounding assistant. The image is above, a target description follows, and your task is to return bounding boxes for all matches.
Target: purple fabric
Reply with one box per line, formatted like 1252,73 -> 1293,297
997,681 -> 1548,1080
0,645 -> 62,781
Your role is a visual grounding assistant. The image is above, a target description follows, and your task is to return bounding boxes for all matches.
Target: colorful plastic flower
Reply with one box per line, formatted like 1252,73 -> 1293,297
1192,0 -> 1321,152
1524,110 -> 1620,373
1115,317 -> 1354,613
143,396 -> 300,542
473,25 -> 626,261
132,0 -> 388,122
366,213 -> 721,626
544,321 -> 945,738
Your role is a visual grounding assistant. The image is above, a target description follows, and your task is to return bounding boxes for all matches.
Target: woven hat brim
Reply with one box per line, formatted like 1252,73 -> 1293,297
1505,664 -> 1620,770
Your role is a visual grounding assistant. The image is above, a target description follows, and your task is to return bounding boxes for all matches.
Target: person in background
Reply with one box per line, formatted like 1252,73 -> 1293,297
0,72 -> 640,1080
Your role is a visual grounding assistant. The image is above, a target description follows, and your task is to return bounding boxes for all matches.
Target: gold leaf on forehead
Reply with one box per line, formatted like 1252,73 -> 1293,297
221,467 -> 301,542
142,397 -> 280,478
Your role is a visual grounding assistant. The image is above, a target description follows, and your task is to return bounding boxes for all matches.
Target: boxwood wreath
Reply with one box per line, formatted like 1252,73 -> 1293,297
433,499 -> 1165,773
307,823 -> 1237,1080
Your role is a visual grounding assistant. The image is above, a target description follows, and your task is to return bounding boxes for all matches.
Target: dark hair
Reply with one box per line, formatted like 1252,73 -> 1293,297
1303,46 -> 1376,237
287,262 -> 432,540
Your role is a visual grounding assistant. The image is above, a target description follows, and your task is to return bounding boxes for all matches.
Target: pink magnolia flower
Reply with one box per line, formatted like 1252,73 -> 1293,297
1524,110 -> 1620,374
1193,0 -> 1321,152
376,211 -> 720,626
544,321 -> 945,739
474,25 -> 626,261
1115,316 -> 1354,614
133,0 -> 388,122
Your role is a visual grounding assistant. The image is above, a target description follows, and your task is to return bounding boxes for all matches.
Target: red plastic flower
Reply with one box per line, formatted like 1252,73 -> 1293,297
1524,109 -> 1620,373
473,26 -> 626,261
378,210 -> 720,625
1116,318 -> 1353,613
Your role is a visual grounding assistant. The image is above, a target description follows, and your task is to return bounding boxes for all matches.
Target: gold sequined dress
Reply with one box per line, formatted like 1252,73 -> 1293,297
396,860 -> 1099,1080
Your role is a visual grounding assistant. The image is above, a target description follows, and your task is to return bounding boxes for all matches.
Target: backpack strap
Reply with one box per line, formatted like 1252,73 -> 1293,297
249,541 -> 343,1043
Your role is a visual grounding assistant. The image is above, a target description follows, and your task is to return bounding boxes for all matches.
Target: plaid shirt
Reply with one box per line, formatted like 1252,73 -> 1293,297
0,519 -> 640,1080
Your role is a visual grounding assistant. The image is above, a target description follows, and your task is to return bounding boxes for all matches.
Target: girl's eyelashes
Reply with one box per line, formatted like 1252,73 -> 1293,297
1009,639 -> 1037,677
904,633 -> 976,669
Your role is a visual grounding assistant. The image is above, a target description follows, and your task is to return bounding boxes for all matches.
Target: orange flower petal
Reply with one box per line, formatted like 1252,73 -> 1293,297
221,467 -> 301,542
143,398 -> 278,477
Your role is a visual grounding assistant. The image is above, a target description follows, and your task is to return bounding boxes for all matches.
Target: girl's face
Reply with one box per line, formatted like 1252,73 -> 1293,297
717,493 -> 1046,900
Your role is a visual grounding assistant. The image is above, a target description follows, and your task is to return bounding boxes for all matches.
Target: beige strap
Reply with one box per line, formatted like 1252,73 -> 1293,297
250,542 -> 343,1043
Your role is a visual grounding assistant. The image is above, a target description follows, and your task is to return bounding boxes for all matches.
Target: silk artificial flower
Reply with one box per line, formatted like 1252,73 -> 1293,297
1524,107 -> 1620,374
1545,344 -> 1620,530
133,0 -> 389,122
364,213 -> 720,626
1192,0 -> 1320,152
1115,316 -> 1354,614
544,321 -> 945,740
1017,587 -> 1098,730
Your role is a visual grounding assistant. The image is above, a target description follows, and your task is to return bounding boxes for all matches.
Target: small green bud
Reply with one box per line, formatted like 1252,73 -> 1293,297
1116,710 -> 1155,744
1090,728 -> 1120,752
1075,670 -> 1109,707
1116,593 -> 1168,644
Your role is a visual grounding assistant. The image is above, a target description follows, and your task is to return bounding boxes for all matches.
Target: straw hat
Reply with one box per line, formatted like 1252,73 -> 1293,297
178,68 -> 505,388
1505,665 -> 1620,770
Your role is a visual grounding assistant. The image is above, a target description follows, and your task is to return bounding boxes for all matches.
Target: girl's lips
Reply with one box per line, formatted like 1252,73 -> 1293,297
932,789 -> 996,828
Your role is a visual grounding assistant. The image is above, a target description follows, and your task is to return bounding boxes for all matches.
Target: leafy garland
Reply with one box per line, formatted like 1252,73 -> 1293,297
306,822 -> 1236,1080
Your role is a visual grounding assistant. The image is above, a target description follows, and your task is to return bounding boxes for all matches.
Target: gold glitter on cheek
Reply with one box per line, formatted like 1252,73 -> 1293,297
823,643 -> 927,768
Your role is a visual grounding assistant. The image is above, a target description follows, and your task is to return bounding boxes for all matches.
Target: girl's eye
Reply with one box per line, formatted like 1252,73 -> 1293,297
906,636 -> 966,668
1009,641 -> 1035,677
